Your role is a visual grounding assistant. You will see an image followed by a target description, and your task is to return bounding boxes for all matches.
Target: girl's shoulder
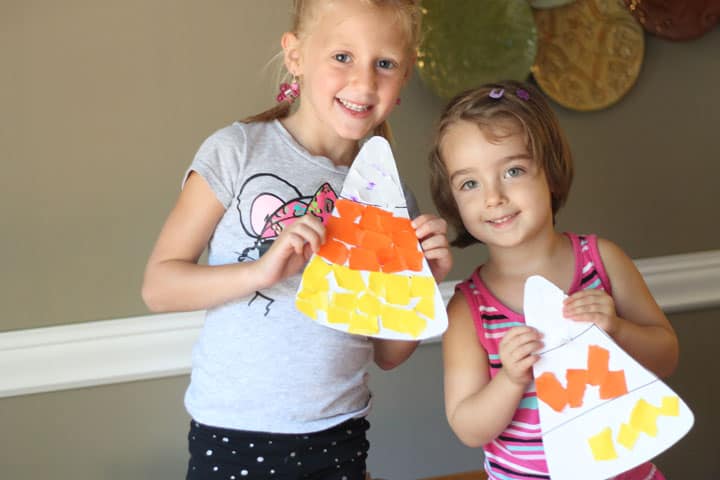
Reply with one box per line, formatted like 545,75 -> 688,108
594,236 -> 637,279
201,121 -> 258,146
201,120 -> 284,147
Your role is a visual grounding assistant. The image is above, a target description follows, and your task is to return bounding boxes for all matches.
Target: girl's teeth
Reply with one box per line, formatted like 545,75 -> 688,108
339,99 -> 369,112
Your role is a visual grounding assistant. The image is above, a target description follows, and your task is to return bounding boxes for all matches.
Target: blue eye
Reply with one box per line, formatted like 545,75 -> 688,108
334,53 -> 351,63
377,59 -> 396,70
460,180 -> 478,190
506,167 -> 524,178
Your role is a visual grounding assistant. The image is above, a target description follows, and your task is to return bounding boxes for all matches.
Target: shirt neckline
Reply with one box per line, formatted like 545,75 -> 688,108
471,232 -> 582,320
269,119 -> 351,174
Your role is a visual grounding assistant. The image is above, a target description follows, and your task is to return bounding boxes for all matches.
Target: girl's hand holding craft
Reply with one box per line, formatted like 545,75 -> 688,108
498,326 -> 543,386
563,289 -> 621,336
256,215 -> 325,288
412,213 -> 452,283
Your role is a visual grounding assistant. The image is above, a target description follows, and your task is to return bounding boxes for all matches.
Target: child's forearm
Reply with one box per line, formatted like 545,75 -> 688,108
142,259 -> 270,312
447,369 -> 528,448
372,338 -> 420,370
612,318 -> 679,378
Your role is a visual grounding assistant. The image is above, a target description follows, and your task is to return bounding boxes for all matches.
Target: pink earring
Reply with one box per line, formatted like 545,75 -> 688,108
396,97 -> 402,105
276,77 -> 300,103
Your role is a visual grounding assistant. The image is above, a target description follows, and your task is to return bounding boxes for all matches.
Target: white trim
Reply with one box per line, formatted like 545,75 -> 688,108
2,250 -> 719,398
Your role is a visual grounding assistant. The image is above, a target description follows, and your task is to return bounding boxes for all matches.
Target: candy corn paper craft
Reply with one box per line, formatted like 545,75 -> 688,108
295,136 -> 448,340
524,275 -> 693,480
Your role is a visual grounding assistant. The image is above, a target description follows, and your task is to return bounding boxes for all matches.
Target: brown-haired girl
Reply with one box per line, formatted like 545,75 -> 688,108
430,80 -> 676,480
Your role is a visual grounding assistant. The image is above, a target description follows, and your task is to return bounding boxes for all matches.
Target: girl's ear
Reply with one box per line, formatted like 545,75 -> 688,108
281,32 -> 302,76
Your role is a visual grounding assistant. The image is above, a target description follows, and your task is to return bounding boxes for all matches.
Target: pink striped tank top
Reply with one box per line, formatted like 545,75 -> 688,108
455,233 -> 663,480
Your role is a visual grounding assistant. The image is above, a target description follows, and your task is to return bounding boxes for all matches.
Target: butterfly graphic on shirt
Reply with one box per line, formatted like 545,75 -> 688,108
235,173 -> 338,315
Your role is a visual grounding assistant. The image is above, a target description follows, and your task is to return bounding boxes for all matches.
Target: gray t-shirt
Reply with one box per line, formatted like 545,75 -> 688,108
183,120 -> 419,433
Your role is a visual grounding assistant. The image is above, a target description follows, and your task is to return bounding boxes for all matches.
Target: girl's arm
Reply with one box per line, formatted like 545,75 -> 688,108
443,292 -> 541,447
371,213 -> 452,370
372,339 -> 419,370
563,238 -> 679,378
142,172 -> 324,312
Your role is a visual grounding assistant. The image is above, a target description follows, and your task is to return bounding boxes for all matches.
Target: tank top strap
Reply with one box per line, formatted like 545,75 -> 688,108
566,232 -> 613,295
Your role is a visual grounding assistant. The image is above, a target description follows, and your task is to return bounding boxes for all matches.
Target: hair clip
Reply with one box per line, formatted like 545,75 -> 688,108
489,88 -> 505,99
516,88 -> 530,101
276,79 -> 300,103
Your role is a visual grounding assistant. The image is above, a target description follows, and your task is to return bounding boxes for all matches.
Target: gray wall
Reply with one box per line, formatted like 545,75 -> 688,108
2,1 -> 718,479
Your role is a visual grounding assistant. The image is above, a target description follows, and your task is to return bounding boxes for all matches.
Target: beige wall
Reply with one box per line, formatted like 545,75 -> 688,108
2,0 -> 288,330
3,2 -> 719,332
2,1 -> 719,478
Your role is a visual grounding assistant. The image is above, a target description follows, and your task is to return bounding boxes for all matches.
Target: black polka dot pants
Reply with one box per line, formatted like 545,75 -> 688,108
186,417 -> 370,480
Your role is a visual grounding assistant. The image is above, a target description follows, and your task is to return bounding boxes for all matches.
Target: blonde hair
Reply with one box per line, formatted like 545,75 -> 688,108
429,80 -> 574,247
242,0 -> 422,143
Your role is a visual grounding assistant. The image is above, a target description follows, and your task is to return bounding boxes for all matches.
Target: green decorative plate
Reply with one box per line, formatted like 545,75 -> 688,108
417,0 -> 537,100
531,0 -> 577,9
532,0 -> 645,111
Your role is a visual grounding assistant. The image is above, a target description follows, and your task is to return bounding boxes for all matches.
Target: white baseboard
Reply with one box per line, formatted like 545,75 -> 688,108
2,250 -> 719,398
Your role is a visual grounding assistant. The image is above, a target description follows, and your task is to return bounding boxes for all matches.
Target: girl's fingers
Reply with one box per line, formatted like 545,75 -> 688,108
420,234 -> 449,252
286,218 -> 325,251
501,327 -> 541,355
412,215 -> 448,239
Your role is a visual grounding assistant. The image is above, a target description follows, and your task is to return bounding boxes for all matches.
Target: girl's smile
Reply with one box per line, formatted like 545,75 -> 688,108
336,98 -> 372,114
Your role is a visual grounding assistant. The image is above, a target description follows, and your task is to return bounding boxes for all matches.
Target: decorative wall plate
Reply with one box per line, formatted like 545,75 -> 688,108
416,0 -> 537,99
624,0 -> 720,41
531,0 -> 578,9
532,0 -> 645,111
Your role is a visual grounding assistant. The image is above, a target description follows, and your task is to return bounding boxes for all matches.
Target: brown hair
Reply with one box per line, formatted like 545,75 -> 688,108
242,0 -> 422,143
429,80 -> 574,247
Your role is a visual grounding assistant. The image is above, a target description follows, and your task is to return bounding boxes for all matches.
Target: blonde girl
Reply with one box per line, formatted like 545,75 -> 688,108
142,1 -> 451,478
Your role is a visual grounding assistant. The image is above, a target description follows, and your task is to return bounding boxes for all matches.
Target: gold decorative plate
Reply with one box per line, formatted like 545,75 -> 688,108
624,0 -> 720,41
532,0 -> 645,111
417,0 -> 537,100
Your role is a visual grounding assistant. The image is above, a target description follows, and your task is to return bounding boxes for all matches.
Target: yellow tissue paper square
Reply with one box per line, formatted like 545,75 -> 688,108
303,257 -> 331,293
382,306 -> 426,338
588,427 -> 618,461
414,296 -> 435,319
309,290 -> 328,311
333,264 -> 365,291
295,298 -> 317,320
630,399 -> 661,437
358,293 -> 381,316
327,304 -> 352,324
332,292 -> 357,311
617,423 -> 640,450
660,396 -> 679,417
410,276 -> 435,298
385,275 -> 410,305
368,272 -> 386,297
348,311 -> 380,335
308,255 -> 332,276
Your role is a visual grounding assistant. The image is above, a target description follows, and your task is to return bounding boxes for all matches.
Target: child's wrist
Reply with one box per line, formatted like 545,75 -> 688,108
244,259 -> 271,291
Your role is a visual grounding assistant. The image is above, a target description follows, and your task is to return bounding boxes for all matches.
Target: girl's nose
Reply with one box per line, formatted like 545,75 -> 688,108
352,65 -> 376,91
484,184 -> 506,208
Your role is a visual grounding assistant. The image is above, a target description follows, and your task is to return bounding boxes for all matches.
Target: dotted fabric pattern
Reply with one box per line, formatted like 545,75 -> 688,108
186,418 -> 370,480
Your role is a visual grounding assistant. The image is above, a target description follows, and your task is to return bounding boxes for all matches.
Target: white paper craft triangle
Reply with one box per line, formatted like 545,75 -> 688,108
524,275 -> 693,480
295,137 -> 448,340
